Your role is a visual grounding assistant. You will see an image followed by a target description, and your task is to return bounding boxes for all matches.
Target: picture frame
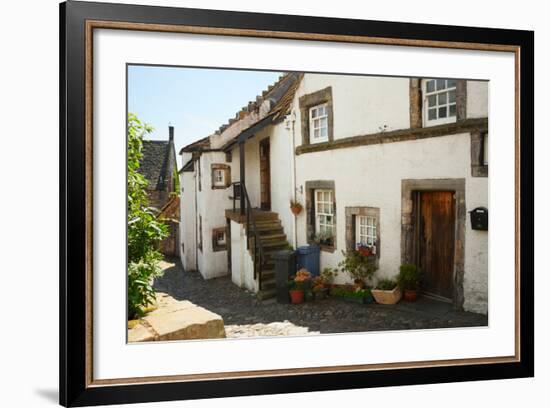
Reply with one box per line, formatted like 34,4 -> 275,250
60,0 -> 534,406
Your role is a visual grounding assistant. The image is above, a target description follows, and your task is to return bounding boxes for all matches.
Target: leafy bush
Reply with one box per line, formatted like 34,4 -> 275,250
338,249 -> 378,286
127,113 -> 169,319
397,264 -> 422,290
376,278 -> 397,291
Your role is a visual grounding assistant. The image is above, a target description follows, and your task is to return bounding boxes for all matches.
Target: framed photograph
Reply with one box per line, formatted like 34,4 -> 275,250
60,0 -> 534,406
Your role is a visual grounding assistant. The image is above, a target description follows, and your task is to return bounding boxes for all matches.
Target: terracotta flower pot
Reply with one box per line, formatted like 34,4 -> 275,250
289,290 -> 304,304
403,289 -> 419,302
290,206 -> 302,215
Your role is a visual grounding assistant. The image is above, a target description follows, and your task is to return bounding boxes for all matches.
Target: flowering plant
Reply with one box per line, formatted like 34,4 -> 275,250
290,268 -> 312,290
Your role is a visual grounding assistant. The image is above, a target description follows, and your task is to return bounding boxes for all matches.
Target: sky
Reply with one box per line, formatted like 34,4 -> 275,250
128,65 -> 282,167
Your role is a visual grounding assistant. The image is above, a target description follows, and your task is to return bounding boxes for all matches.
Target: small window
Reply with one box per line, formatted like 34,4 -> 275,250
212,227 -> 227,251
315,189 -> 334,245
210,164 -> 231,189
424,79 -> 457,125
309,104 -> 329,144
356,215 -> 377,248
213,169 -> 225,187
216,230 -> 226,245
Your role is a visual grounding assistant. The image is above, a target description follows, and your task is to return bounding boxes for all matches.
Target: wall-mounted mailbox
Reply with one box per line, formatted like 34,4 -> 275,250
469,207 -> 488,231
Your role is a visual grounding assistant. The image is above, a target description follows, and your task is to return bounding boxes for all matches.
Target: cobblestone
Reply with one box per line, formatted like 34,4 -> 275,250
154,259 -> 487,339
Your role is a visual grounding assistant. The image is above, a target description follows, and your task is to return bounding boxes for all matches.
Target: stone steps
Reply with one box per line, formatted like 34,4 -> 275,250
245,213 -> 289,301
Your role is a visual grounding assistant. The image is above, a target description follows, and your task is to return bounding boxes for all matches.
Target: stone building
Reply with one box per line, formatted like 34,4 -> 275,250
139,125 -> 180,258
139,126 -> 179,211
178,73 -> 489,314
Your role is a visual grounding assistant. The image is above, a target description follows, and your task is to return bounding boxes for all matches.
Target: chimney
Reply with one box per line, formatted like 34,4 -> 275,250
169,125 -> 174,142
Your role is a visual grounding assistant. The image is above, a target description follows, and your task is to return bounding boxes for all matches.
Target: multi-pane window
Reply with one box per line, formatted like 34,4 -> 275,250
315,189 -> 334,237
425,79 -> 457,123
309,104 -> 329,143
356,216 -> 376,247
213,169 -> 225,187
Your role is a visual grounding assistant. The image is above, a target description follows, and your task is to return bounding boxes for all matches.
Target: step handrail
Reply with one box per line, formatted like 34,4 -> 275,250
231,182 -> 265,289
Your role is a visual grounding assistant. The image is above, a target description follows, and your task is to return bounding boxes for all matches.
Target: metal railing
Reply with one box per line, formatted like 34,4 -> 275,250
231,182 -> 265,289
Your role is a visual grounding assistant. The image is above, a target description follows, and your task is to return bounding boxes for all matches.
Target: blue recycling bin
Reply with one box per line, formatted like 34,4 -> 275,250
296,244 -> 320,277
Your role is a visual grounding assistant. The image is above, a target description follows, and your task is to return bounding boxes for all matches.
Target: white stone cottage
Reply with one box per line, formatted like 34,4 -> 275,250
178,73 -> 489,314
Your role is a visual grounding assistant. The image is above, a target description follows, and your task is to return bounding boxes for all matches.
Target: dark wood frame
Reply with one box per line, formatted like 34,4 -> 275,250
60,1 -> 534,406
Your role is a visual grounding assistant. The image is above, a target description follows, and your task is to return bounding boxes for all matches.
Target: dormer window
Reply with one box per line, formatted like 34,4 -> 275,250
424,79 -> 457,126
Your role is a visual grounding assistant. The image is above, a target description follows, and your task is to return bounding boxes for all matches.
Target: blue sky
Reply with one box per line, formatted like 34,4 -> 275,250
128,65 -> 282,166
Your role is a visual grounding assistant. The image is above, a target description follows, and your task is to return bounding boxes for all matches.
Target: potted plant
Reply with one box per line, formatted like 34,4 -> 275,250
397,263 -> 422,301
330,285 -> 373,304
312,276 -> 329,300
313,231 -> 334,247
320,267 -> 338,288
288,268 -> 312,304
337,249 -> 378,289
290,199 -> 303,215
371,278 -> 402,304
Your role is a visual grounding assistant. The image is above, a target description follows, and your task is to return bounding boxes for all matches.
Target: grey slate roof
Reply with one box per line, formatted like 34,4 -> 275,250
139,140 -> 174,191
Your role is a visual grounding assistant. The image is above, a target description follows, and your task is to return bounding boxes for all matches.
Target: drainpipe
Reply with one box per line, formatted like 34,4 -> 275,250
287,110 -> 298,249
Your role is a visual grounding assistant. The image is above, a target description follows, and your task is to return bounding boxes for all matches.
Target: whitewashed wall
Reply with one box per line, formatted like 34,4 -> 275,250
230,220 -> 258,292
294,132 -> 488,313
295,74 -> 411,144
467,80 -> 489,119
194,151 -> 233,279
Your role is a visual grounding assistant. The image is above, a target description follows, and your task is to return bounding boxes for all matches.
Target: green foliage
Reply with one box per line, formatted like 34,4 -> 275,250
320,267 -> 338,284
172,165 -> 180,194
397,264 -> 422,290
376,278 -> 397,291
338,249 -> 378,285
127,113 -> 169,319
331,286 -> 372,299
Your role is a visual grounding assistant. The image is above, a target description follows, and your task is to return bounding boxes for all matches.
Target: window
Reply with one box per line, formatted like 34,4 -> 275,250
470,131 -> 488,177
305,180 -> 336,251
211,164 -> 231,189
299,87 -> 333,145
315,189 -> 334,242
345,206 -> 380,256
425,79 -> 457,124
356,216 -> 377,248
212,227 -> 227,251
309,104 -> 329,143
213,169 -> 225,187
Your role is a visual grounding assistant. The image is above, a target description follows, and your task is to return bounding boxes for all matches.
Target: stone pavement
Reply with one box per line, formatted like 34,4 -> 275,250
154,259 -> 487,339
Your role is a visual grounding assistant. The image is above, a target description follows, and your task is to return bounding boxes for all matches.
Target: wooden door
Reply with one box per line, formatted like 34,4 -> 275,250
418,191 -> 455,300
259,139 -> 271,210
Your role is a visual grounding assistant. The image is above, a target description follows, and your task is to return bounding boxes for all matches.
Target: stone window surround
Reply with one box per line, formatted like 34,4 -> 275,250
409,78 -> 467,129
299,87 -> 334,146
345,206 -> 381,258
471,131 -> 489,177
212,226 -> 227,252
400,178 -> 466,310
211,163 -> 231,189
305,180 -> 336,252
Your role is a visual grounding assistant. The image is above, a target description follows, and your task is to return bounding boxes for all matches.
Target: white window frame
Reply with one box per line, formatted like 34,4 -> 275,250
423,79 -> 458,127
315,189 -> 334,237
356,215 -> 377,248
309,103 -> 329,144
213,168 -> 225,187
